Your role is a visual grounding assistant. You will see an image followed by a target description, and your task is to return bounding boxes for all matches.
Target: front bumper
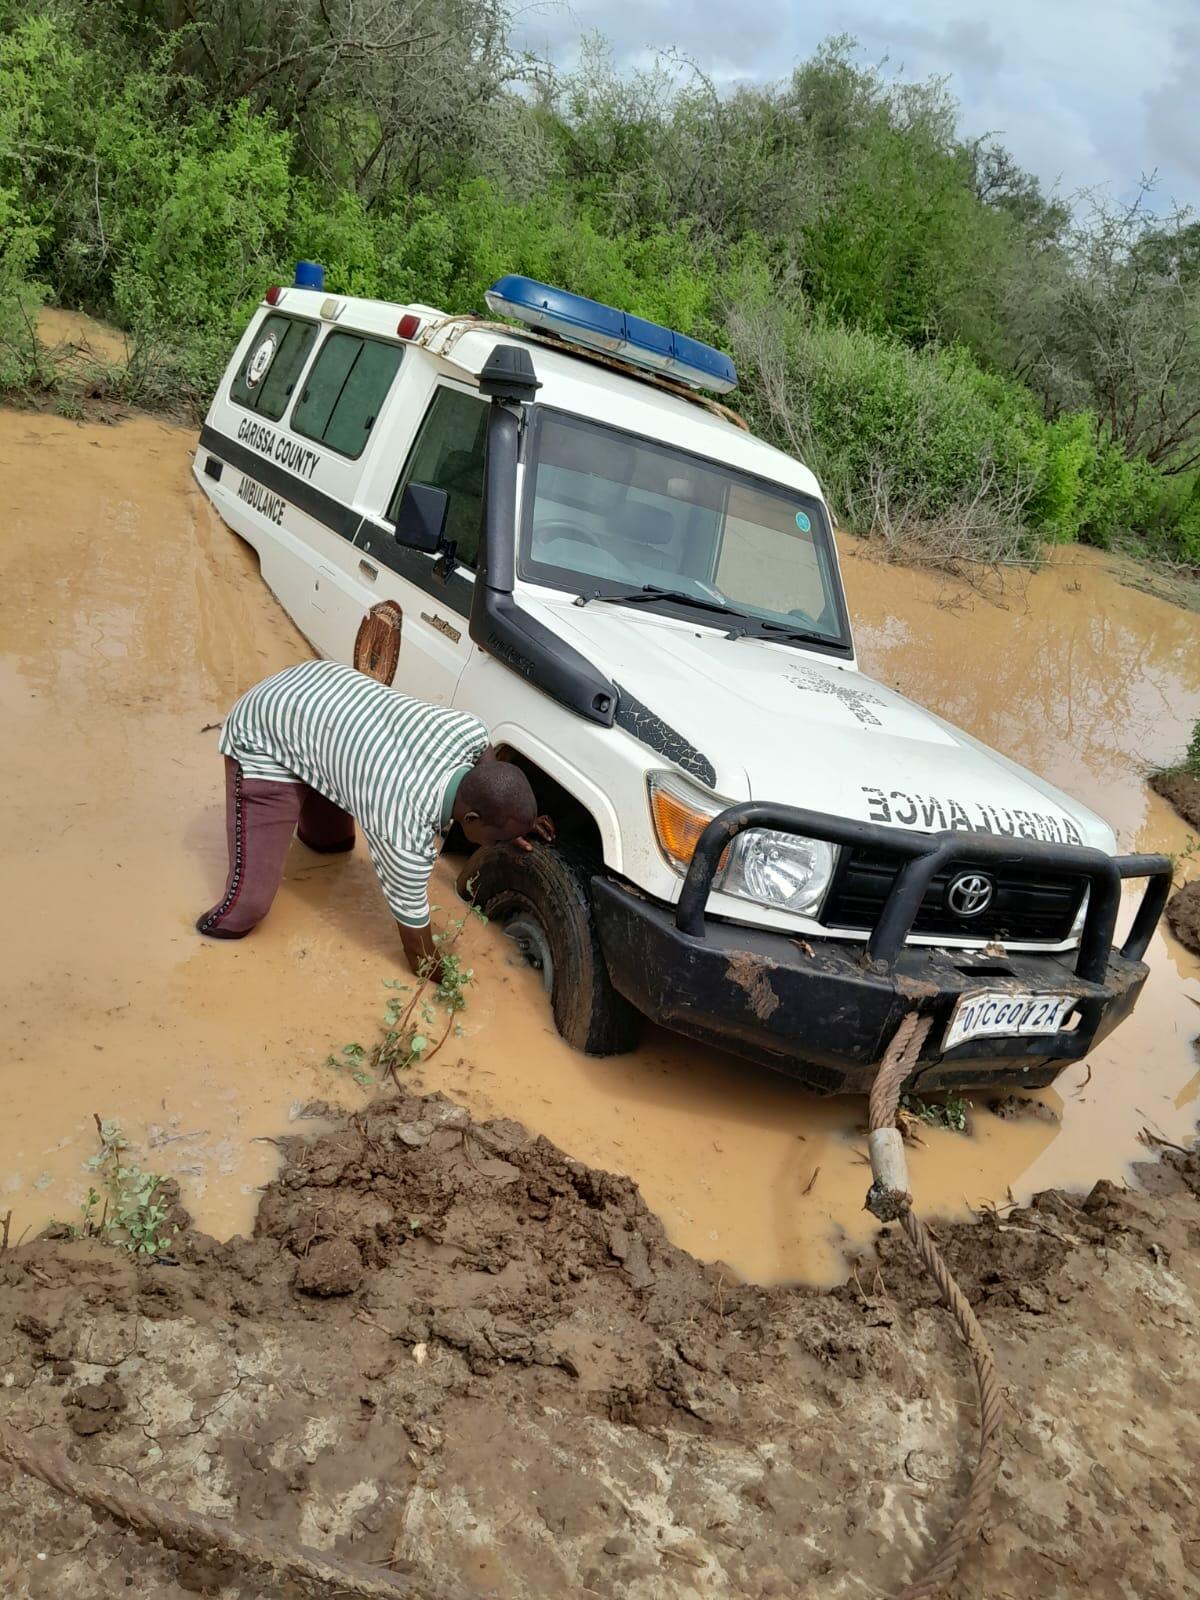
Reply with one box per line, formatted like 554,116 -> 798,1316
594,879 -> 1147,1093
592,802 -> 1171,1096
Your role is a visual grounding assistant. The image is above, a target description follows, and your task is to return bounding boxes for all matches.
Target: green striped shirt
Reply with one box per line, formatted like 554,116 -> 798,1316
220,660 -> 487,927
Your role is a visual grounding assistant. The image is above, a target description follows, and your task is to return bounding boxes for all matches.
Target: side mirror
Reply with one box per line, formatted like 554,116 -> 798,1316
394,482 -> 448,554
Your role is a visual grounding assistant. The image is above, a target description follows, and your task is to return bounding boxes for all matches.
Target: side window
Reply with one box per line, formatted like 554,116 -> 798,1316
291,332 -> 403,460
230,314 -> 318,421
387,388 -> 488,568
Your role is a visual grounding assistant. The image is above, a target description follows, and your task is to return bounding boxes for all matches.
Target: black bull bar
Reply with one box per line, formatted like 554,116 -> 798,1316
676,803 -> 1172,979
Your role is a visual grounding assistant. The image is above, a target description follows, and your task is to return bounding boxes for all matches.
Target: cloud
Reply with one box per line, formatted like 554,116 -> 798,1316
842,14 -> 1005,80
516,0 -> 793,83
1144,21 -> 1200,196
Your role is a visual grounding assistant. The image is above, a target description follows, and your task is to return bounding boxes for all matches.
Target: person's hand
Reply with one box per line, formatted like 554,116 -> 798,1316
398,920 -> 442,983
514,815 -> 556,852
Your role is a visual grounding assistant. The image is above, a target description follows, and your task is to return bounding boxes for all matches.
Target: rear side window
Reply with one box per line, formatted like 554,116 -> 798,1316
387,387 -> 488,568
230,313 -> 318,421
291,333 -> 403,459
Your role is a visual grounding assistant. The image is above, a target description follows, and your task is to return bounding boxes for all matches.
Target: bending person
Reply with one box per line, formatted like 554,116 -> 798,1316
196,659 -> 551,975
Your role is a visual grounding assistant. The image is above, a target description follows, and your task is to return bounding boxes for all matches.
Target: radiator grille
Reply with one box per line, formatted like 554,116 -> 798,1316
822,849 -> 1086,943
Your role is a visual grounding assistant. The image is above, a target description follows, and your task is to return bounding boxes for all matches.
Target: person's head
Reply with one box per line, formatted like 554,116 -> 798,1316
454,757 -> 538,847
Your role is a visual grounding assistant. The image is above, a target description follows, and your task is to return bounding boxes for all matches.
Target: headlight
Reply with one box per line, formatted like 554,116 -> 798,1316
646,772 -> 836,916
717,830 -> 835,916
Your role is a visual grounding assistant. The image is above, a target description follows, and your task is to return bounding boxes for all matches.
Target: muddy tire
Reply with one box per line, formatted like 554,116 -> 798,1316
466,842 -> 640,1056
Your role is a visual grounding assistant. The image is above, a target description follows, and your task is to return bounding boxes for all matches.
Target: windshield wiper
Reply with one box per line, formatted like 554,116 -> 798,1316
724,618 -> 835,648
574,585 -> 737,619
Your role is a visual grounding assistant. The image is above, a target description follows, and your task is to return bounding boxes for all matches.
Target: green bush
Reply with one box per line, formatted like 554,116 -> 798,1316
1026,413 -> 1093,542
371,179 -> 719,339
725,288 -> 1200,564
0,184 -> 48,391
0,13 -> 60,389
109,102 -> 294,333
1145,474 -> 1200,564
729,300 -> 1047,554
1160,718 -> 1200,779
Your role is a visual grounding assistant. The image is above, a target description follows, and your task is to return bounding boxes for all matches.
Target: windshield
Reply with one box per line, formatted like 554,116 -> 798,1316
519,409 -> 850,650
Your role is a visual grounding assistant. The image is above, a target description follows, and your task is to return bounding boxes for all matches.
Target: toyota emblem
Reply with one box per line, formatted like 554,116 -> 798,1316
946,871 -> 994,917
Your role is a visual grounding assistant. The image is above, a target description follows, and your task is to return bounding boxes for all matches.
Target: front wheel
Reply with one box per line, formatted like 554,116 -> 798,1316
464,842 -> 640,1056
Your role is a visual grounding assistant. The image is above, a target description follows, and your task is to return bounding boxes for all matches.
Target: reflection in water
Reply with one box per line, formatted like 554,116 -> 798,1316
0,388 -> 1197,1287
845,546 -> 1200,846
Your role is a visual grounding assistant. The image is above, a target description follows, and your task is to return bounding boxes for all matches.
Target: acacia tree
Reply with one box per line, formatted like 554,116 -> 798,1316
156,0 -> 532,194
1028,188 -> 1200,472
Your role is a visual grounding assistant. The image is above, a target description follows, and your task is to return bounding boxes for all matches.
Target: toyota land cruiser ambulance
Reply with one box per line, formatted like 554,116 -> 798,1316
194,265 -> 1171,1096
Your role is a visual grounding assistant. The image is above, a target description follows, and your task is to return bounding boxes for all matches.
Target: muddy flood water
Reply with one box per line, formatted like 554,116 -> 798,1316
2,403 -> 1199,1287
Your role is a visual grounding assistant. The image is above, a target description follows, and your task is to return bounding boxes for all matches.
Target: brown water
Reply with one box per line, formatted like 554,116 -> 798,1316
1,386 -> 1197,1284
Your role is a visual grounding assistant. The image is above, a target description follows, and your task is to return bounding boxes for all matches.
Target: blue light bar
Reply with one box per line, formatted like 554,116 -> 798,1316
484,276 -> 737,395
295,260 -> 325,290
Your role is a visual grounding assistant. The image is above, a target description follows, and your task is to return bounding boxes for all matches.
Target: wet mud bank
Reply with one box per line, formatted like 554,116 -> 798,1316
2,1091 -> 1199,1599
1150,771 -> 1200,955
1167,882 -> 1200,955
1150,770 -> 1200,833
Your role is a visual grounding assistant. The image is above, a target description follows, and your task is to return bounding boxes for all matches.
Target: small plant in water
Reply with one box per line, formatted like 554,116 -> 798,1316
78,1116 -> 177,1256
325,1040 -> 373,1087
1167,832 -> 1200,886
1156,717 -> 1200,781
901,1093 -> 971,1133
325,896 -> 487,1091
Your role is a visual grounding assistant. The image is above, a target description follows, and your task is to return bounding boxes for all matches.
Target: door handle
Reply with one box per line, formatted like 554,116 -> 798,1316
358,560 -> 378,583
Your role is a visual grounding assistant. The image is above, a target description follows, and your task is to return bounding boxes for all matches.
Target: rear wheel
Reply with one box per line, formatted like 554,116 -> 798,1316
465,842 -> 640,1056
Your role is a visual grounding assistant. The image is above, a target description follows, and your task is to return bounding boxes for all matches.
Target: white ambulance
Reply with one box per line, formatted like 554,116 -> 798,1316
194,267 -> 1170,1095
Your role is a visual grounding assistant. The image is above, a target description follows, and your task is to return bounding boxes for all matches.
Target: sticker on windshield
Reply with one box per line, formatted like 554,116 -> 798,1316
794,510 -> 812,533
245,333 -> 277,389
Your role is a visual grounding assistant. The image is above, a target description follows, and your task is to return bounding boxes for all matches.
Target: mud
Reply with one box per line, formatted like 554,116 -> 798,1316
1150,773 -> 1200,953
2,317 -> 1199,1291
1152,769 -> 1200,832
724,952 -> 781,1021
2,1093 -> 1199,1599
37,305 -> 129,368
1167,881 -> 1200,956
3,345 -> 1200,1596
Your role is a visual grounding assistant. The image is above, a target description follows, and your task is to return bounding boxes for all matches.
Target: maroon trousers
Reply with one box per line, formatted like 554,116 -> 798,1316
196,757 -> 355,939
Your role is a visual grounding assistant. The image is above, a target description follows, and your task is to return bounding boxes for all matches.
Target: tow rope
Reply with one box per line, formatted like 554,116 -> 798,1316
866,1011 -> 1004,1598
0,1422 -> 447,1600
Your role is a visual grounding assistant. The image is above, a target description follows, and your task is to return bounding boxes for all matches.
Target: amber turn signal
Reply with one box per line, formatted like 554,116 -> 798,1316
648,775 -> 728,872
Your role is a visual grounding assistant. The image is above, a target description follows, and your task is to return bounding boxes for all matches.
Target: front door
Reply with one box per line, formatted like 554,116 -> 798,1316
354,383 -> 489,706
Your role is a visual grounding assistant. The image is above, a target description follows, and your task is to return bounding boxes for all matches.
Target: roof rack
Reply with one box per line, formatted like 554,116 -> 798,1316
418,314 -> 751,432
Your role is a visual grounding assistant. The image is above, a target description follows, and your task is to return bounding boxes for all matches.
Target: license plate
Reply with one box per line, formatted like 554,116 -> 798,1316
944,990 -> 1076,1051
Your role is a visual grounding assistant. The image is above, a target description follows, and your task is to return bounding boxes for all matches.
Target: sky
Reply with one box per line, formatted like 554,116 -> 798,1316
513,0 -> 1200,216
